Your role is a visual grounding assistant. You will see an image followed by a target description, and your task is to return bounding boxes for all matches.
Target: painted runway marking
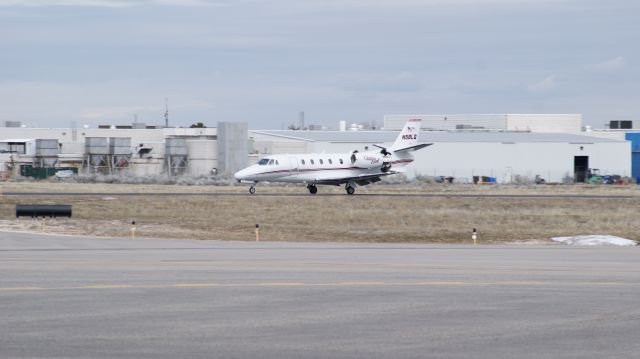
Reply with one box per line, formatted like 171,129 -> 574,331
0,286 -> 45,292
0,280 -> 636,293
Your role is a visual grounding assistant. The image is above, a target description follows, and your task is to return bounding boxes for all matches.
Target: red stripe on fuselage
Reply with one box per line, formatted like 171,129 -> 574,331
250,159 -> 412,176
252,166 -> 368,176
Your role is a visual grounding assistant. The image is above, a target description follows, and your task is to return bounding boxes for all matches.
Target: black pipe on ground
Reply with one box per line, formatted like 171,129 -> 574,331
16,205 -> 72,218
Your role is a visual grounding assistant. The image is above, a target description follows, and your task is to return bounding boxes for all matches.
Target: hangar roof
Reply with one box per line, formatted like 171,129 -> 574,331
0,139 -> 35,143
250,130 -> 625,144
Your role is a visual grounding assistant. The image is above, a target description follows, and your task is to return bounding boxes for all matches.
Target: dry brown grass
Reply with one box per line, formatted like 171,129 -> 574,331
1,182 -> 639,243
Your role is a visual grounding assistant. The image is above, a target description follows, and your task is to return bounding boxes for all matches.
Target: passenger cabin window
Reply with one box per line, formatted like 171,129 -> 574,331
311,159 -> 315,165
319,159 -> 323,164
301,159 -> 305,165
258,159 -> 269,165
275,160 -> 279,165
268,159 -> 274,165
339,159 -> 343,164
329,159 -> 333,164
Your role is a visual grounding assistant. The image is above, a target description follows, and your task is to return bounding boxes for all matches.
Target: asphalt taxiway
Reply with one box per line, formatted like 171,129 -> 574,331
1,231 -> 639,358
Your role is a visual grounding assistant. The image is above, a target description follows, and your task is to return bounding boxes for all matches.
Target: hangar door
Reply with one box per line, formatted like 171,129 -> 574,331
574,156 -> 589,183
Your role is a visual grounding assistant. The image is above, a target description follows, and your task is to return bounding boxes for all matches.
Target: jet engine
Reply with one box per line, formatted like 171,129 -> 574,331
350,151 -> 391,172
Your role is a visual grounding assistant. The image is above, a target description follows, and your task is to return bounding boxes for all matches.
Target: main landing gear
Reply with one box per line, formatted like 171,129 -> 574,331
345,185 -> 355,195
307,184 -> 318,195
249,185 -> 256,195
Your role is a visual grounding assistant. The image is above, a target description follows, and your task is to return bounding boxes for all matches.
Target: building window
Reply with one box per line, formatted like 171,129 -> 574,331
4,142 -> 26,154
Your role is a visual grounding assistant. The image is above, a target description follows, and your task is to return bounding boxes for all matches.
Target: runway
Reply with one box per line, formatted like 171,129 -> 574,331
2,191 -> 637,199
1,231 -> 639,358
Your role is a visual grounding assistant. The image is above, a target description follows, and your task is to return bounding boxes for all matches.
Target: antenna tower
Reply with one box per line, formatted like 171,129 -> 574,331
164,97 -> 169,128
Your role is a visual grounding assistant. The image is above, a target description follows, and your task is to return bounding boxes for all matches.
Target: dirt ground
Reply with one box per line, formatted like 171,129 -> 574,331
1,181 -> 639,243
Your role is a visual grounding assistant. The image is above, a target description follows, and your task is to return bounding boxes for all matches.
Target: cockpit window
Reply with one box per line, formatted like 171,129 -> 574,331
258,159 -> 269,165
268,159 -> 275,165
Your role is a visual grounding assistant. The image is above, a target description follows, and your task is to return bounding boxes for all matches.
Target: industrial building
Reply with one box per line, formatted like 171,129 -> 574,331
0,122 -> 247,180
0,114 -> 634,183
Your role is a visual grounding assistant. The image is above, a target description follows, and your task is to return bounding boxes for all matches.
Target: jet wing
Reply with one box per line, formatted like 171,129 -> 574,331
314,171 -> 400,186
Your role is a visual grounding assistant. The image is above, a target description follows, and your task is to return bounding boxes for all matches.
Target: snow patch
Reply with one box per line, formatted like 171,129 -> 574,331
551,235 -> 637,246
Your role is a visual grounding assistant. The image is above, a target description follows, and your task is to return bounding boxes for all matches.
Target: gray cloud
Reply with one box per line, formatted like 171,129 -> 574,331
528,75 -> 558,93
588,56 -> 628,72
0,0 -> 638,128
0,0 -> 225,7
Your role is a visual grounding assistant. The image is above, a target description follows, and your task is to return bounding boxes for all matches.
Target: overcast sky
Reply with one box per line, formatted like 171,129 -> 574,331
1,0 -> 638,129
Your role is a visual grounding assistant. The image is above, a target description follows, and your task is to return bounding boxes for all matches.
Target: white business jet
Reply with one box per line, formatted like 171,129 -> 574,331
234,119 -> 431,195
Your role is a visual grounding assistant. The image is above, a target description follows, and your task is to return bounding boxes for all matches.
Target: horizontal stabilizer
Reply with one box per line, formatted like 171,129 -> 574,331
372,144 -> 390,155
393,143 -> 432,153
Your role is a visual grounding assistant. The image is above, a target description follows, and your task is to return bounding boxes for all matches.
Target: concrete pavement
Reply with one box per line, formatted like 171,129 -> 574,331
1,231 -> 639,358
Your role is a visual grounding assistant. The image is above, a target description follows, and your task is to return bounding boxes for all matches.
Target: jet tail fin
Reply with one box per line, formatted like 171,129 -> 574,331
390,118 -> 422,152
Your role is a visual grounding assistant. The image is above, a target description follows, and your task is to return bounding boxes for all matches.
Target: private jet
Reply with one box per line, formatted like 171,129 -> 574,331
234,119 -> 431,195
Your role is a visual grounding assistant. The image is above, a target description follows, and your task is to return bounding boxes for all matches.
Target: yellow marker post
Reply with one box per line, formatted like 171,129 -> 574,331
255,224 -> 260,242
131,221 -> 136,240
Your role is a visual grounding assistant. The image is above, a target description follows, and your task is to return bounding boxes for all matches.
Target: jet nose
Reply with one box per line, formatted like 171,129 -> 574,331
234,169 -> 246,181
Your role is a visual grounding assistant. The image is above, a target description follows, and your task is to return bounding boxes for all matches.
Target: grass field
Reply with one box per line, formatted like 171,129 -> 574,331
1,181 -> 639,243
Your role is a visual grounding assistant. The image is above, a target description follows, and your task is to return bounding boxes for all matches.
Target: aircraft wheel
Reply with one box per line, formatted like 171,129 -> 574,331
346,186 -> 355,195
308,185 -> 318,194
249,186 -> 256,195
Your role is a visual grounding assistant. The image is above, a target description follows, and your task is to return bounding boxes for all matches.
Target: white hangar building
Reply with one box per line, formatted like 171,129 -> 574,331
249,130 -> 630,183
384,114 -> 583,133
